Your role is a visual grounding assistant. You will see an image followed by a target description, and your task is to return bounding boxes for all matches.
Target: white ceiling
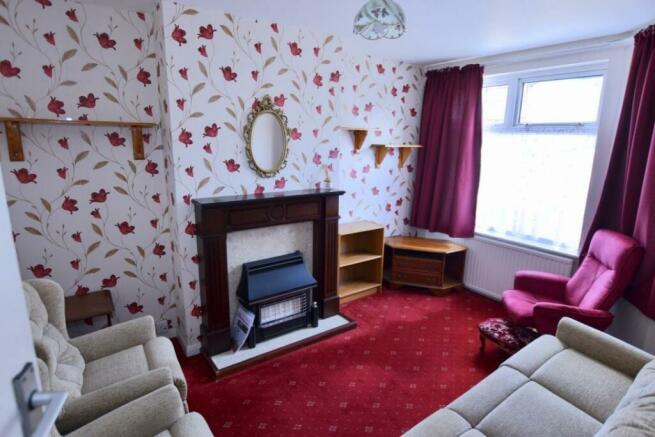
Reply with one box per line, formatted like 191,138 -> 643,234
83,0 -> 655,65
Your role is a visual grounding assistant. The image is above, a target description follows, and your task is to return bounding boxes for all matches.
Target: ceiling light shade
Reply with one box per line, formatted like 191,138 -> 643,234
353,0 -> 406,40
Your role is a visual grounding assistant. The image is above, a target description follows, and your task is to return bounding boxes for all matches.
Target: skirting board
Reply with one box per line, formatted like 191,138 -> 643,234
206,315 -> 356,378
178,335 -> 202,357
466,284 -> 502,302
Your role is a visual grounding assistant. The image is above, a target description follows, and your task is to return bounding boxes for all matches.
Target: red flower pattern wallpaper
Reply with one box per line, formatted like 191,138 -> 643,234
0,0 -> 424,352
159,2 -> 424,350
0,0 -> 177,335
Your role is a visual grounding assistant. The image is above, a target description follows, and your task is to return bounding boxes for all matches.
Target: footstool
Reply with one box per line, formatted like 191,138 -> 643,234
478,318 -> 539,354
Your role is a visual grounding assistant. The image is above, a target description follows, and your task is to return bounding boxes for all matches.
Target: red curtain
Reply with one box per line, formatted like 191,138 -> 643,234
582,25 -> 655,318
411,64 -> 484,237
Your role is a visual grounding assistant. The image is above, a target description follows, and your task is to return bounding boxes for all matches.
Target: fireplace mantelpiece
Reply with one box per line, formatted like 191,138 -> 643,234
194,189 -> 345,356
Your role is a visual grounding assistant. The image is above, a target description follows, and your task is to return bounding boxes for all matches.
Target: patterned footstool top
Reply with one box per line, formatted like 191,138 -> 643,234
479,317 -> 539,353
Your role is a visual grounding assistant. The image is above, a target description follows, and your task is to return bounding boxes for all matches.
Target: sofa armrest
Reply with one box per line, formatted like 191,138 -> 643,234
533,302 -> 613,335
556,317 -> 654,378
66,385 -> 185,437
70,316 -> 156,362
56,367 -> 172,434
513,271 -> 569,299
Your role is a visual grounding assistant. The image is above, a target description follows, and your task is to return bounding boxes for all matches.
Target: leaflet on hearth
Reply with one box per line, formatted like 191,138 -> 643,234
231,303 -> 255,352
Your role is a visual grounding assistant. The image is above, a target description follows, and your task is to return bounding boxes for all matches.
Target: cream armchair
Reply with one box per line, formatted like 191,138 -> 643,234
37,359 -> 212,437
24,279 -> 188,434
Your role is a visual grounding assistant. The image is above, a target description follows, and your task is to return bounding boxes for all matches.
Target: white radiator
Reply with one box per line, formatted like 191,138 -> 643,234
457,235 -> 576,301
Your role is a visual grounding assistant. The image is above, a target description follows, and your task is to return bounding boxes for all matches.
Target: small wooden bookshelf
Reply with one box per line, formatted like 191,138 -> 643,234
338,221 -> 385,303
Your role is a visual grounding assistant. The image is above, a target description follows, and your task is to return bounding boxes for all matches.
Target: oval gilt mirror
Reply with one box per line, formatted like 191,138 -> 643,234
244,95 -> 290,178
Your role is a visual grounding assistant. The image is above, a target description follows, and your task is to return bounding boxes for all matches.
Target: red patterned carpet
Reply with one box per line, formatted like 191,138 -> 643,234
178,288 -> 506,436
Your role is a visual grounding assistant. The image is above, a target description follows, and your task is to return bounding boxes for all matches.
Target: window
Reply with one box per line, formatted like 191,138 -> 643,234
476,66 -> 606,255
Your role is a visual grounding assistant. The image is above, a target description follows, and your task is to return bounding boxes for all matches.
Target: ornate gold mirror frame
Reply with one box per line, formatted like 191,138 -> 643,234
244,95 -> 290,178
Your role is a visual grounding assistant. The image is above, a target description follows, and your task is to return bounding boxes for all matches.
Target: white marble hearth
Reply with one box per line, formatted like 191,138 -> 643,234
210,315 -> 350,372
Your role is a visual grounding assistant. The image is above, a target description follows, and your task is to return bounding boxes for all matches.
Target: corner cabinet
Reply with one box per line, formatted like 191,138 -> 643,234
338,221 -> 385,303
384,236 -> 466,295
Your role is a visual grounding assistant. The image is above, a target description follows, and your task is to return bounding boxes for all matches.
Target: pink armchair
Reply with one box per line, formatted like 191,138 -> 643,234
502,229 -> 643,334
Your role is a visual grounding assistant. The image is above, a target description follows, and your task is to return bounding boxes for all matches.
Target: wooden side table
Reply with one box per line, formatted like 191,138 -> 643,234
65,290 -> 114,326
384,236 -> 467,295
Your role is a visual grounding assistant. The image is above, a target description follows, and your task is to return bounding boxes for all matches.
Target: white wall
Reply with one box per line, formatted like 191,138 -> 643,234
0,166 -> 37,437
425,42 -> 655,353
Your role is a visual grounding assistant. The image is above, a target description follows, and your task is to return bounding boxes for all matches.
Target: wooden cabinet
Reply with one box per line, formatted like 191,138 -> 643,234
384,237 -> 466,294
338,221 -> 385,303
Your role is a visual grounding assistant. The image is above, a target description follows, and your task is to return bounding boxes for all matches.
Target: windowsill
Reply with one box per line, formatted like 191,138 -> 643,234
473,231 -> 579,259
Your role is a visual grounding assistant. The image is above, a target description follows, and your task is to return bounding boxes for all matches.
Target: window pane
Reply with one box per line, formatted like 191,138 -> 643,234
475,128 -> 596,254
482,85 -> 508,125
519,75 -> 603,124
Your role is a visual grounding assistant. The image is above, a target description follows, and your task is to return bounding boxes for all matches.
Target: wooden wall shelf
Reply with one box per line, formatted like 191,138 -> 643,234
0,117 -> 157,161
341,126 -> 377,153
338,220 -> 385,303
371,144 -> 422,168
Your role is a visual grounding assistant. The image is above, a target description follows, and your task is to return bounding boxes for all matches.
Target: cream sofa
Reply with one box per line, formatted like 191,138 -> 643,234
405,318 -> 655,437
23,279 -> 197,435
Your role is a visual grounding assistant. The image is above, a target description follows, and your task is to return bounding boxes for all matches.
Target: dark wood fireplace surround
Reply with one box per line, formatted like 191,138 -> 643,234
194,189 -> 346,357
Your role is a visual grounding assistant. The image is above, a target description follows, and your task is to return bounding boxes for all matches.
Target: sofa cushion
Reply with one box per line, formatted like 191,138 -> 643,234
449,366 -> 528,426
595,361 -> 655,436
477,381 -> 602,437
502,335 -> 565,377
82,345 -> 149,394
531,349 -> 632,421
403,408 -> 472,436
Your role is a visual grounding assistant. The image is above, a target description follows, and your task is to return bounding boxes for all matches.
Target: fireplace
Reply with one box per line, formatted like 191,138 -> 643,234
237,251 -> 318,348
194,189 -> 346,355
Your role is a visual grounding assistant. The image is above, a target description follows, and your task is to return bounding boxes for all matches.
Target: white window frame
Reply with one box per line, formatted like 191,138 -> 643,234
483,62 -> 608,134
477,62 -> 609,256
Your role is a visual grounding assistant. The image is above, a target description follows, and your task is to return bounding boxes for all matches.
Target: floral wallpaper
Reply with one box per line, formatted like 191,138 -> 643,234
0,0 -> 178,335
0,0 -> 424,353
159,1 -> 424,352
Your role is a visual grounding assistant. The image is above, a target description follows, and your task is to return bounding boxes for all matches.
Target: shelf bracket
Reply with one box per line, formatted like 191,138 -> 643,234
351,130 -> 368,152
373,146 -> 388,168
131,126 -> 145,160
4,120 -> 24,162
398,147 -> 413,168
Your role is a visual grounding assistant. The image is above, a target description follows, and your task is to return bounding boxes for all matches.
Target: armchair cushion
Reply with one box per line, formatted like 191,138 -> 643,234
66,385 -> 212,437
70,316 -> 156,362
56,368 -> 173,434
533,302 -> 613,335
502,289 -> 561,326
513,271 -> 569,300
82,345 -> 151,394
155,413 -> 214,437
66,385 -> 185,437
81,335 -> 187,401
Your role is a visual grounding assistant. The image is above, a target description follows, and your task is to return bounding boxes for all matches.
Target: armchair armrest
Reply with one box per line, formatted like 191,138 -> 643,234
533,302 -> 613,335
66,385 -> 185,437
513,271 -> 569,299
70,316 -> 156,362
556,317 -> 654,378
57,367 -> 172,434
